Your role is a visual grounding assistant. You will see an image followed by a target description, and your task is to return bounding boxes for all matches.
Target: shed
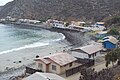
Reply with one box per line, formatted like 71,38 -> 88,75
71,43 -> 103,59
96,22 -> 105,26
96,31 -> 108,39
103,36 -> 118,49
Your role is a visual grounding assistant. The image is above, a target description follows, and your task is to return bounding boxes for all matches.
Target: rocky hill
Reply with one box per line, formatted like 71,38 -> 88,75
0,6 -> 3,11
0,0 -> 120,21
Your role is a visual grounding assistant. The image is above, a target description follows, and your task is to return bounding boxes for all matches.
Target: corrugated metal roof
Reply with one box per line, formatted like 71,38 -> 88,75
23,72 -> 66,80
103,36 -> 118,44
35,53 -> 77,66
35,58 -> 51,64
73,43 -> 103,55
96,22 -> 105,24
47,53 -> 77,66
97,31 -> 108,34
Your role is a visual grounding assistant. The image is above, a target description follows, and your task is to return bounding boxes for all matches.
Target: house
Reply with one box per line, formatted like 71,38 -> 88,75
103,36 -> 118,49
28,20 -> 41,24
18,19 -> 41,24
81,25 -> 106,31
34,53 -> 80,74
0,19 -> 6,22
53,23 -> 65,28
71,43 -> 103,59
71,21 -> 85,26
5,16 -> 17,22
23,72 -> 66,80
46,19 -> 65,28
95,31 -> 108,39
18,19 -> 29,23
52,20 -> 65,28
84,22 -> 106,31
96,22 -> 105,27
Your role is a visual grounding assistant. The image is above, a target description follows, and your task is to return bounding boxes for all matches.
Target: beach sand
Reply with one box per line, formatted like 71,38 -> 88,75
0,40 -> 71,80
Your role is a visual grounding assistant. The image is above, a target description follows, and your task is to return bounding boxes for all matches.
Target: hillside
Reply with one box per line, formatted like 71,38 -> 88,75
0,0 -> 120,21
0,6 -> 3,11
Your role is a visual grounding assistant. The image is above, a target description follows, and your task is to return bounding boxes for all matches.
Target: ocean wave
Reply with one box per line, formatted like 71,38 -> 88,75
52,33 -> 65,42
0,33 -> 65,55
0,42 -> 49,55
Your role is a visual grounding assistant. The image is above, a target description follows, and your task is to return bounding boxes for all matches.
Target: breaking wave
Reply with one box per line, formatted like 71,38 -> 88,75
0,33 -> 65,55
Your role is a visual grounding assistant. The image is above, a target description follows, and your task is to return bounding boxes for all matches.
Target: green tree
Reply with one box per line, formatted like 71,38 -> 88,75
105,48 -> 120,67
105,52 -> 111,68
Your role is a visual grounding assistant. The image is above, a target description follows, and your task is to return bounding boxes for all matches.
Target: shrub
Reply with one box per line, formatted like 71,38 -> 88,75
107,28 -> 119,35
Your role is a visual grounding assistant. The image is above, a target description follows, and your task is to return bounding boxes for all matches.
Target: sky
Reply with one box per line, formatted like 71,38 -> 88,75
0,0 -> 13,6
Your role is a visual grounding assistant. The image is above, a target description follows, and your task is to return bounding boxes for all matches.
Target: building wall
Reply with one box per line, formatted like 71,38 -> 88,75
36,61 -> 47,72
49,61 -> 79,74
36,60 -> 79,74
103,41 -> 116,49
49,62 -> 61,74
60,62 -> 79,74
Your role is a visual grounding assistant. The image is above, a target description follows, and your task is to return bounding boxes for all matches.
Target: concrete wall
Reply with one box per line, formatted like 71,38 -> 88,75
36,60 -> 79,75
103,41 -> 116,49
60,62 -> 79,74
36,61 -> 47,72
49,62 -> 61,74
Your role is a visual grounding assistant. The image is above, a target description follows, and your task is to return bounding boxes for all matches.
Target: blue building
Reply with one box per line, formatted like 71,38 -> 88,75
102,36 -> 118,49
96,22 -> 105,26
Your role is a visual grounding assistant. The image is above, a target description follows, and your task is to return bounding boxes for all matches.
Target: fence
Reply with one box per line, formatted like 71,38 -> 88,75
66,65 -> 84,77
66,58 -> 95,77
25,67 -> 42,74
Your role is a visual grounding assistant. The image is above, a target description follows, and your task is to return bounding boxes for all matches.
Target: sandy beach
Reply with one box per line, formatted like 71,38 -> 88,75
0,41 -> 70,80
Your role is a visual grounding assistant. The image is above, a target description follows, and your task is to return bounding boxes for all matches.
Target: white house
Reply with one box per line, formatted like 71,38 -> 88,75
18,19 -> 41,24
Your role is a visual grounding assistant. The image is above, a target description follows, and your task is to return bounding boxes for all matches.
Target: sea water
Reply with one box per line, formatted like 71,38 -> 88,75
0,24 -> 66,54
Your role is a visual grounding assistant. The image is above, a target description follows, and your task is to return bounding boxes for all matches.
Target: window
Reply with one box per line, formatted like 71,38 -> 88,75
38,63 -> 43,69
52,65 -> 56,71
69,62 -> 72,67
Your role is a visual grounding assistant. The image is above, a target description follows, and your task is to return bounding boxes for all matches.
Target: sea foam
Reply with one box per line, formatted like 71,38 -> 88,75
0,42 -> 49,55
0,33 -> 65,55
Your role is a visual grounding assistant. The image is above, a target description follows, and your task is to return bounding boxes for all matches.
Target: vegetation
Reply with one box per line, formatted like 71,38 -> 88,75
79,66 -> 120,80
107,28 -> 119,35
106,16 -> 120,26
38,17 -> 51,23
105,48 -> 120,67
1,0 -> 120,21
65,22 -> 70,27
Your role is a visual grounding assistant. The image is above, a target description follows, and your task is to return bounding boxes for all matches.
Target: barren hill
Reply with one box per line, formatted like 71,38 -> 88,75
0,0 -> 120,21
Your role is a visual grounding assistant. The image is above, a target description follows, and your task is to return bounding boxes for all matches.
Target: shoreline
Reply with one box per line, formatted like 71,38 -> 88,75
4,23 -> 92,46
0,23 -> 92,80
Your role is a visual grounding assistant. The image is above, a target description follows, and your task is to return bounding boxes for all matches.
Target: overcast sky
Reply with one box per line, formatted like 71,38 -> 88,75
0,0 -> 13,6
